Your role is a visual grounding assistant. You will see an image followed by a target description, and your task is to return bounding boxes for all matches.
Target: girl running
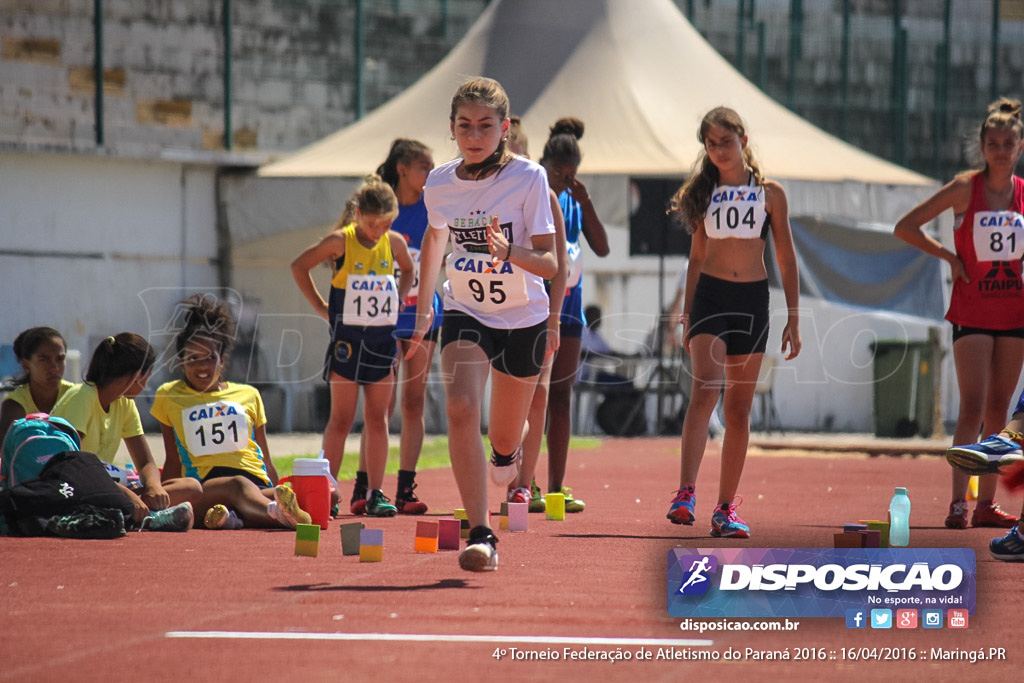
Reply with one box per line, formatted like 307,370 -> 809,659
409,77 -> 558,571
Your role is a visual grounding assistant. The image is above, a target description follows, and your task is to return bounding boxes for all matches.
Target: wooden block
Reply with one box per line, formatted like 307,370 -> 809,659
460,518 -> 471,539
340,522 -> 364,556
414,536 -> 439,553
360,544 -> 383,562
453,508 -> 468,520
834,532 -> 865,548
438,518 -> 461,550
865,521 -> 890,548
859,529 -> 881,548
843,523 -> 868,533
415,520 -> 439,539
507,502 -> 528,532
294,523 -> 320,557
545,492 -> 565,520
360,528 -> 384,546
295,539 -> 319,557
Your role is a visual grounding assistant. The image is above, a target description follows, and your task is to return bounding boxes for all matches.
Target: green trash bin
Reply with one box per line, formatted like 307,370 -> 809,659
871,339 -> 935,438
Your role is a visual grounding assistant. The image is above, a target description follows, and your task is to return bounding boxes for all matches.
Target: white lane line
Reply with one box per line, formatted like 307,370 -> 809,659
166,631 -> 713,647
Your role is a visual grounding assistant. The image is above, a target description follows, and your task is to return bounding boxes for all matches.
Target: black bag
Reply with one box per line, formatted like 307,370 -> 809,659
0,451 -> 134,537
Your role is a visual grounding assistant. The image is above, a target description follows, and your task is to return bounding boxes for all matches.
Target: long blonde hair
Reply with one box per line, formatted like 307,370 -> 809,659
669,107 -> 763,234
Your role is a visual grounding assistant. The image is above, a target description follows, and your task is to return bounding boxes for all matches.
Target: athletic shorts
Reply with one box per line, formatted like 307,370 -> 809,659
560,322 -> 584,339
394,325 -> 440,343
324,334 -> 396,385
202,466 -> 271,489
687,273 -> 770,356
951,323 -> 1024,343
440,310 -> 547,378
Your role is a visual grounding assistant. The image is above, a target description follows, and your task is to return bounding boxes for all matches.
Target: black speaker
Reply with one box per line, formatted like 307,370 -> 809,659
628,178 -> 692,257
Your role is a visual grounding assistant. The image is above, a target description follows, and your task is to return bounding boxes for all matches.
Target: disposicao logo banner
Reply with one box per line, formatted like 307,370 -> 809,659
667,548 -> 975,618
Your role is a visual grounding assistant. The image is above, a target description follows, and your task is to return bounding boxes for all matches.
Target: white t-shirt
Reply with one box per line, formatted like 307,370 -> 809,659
425,156 -> 556,329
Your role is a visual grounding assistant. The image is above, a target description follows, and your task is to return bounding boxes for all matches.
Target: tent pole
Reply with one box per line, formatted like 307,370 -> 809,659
991,0 -> 1001,101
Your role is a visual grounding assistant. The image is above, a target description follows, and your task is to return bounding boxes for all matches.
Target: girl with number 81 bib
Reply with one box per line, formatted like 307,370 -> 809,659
896,98 -> 1024,531
409,77 -> 559,572
291,177 -> 415,517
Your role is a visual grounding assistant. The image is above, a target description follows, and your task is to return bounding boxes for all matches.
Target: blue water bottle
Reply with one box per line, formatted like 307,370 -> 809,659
888,487 -> 911,547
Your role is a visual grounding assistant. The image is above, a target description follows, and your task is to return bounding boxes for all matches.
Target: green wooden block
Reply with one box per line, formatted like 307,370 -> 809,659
296,523 -> 320,542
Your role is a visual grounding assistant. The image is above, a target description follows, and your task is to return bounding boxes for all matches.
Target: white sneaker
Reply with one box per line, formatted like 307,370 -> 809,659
489,446 -> 522,487
458,527 -> 499,572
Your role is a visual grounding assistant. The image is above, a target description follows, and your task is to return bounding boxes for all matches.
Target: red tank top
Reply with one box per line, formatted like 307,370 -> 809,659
946,173 -> 1024,329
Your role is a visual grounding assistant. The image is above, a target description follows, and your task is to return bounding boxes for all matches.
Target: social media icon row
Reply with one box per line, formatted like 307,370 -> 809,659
845,608 -> 968,629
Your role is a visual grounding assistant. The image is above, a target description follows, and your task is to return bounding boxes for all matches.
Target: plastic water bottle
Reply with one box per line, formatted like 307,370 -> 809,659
124,462 -> 142,490
889,487 -> 911,547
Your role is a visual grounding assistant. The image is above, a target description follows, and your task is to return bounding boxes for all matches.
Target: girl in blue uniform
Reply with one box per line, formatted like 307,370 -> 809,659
292,177 -> 415,517
666,107 -> 801,539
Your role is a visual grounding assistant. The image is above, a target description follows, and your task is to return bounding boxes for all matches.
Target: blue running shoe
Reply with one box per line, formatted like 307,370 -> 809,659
946,433 -> 1024,475
710,498 -> 750,538
989,525 -> 1024,562
667,486 -> 696,525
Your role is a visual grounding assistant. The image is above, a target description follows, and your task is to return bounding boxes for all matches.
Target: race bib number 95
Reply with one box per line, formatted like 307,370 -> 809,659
446,252 -> 529,314
973,210 -> 1024,261
183,401 -> 248,457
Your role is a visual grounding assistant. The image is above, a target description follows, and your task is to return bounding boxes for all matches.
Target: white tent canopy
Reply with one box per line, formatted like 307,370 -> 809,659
260,0 -> 932,186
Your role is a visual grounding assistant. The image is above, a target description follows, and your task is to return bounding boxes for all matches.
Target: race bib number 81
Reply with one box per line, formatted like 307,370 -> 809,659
183,401 -> 248,457
973,210 -> 1024,261
446,252 -> 529,314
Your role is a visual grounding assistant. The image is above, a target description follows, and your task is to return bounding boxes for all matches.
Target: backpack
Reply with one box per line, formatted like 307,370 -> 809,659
0,413 -> 81,491
0,450 -> 134,537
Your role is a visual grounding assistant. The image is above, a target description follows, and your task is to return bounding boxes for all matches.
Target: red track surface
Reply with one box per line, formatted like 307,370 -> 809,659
1,437 -> 1019,682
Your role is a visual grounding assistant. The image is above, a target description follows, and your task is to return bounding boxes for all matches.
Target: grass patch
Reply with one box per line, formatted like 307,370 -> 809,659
274,435 -> 601,481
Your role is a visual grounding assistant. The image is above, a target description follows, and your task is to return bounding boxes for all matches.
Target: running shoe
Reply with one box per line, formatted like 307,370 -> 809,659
561,486 -> 585,513
529,478 -> 546,513
989,525 -> 1024,561
395,483 -> 428,515
710,498 -> 750,538
666,486 -> 696,525
270,485 -> 312,528
945,499 -> 968,530
204,504 -> 244,530
366,489 -> 397,517
47,505 -> 127,539
459,526 -> 499,572
489,446 -> 522,486
350,480 -> 368,516
507,486 -> 532,504
140,501 -> 194,532
946,433 -> 1024,475
971,501 -> 1018,528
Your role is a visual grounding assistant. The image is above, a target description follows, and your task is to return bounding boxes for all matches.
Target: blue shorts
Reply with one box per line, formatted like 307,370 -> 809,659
324,333 -> 396,385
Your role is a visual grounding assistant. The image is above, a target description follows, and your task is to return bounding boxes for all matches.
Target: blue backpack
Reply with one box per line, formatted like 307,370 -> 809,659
0,414 -> 81,491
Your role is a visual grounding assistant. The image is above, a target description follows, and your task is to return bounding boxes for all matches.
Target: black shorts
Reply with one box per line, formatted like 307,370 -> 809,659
951,323 -> 1024,342
394,326 -> 441,343
440,310 -> 547,378
202,466 -> 271,489
324,333 -> 396,385
687,273 -> 770,356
